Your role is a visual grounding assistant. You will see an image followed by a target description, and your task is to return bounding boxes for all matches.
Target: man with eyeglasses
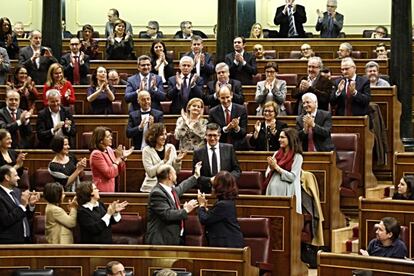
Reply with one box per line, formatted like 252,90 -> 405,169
315,0 -> 344,38
205,62 -> 244,108
125,55 -> 165,112
225,36 -> 257,85
60,37 -> 90,85
293,56 -> 334,113
299,43 -> 314,60
138,20 -> 164,39
365,61 -> 390,87
173,21 -> 207,39
193,123 -> 241,193
105,260 -> 129,276
331,57 -> 370,116
184,35 -> 214,84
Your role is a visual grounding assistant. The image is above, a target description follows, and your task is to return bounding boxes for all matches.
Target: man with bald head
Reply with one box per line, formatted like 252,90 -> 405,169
0,90 -> 33,149
127,90 -> 163,150
331,57 -> 370,116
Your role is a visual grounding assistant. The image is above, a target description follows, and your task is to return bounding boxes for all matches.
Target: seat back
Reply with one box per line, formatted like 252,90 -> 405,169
238,217 -> 271,266
277,73 -> 298,86
331,133 -> 361,197
166,132 -> 179,149
176,170 -> 196,193
289,50 -> 302,59
263,50 -> 276,59
161,101 -> 172,114
237,171 -> 262,195
362,30 -> 374,38
351,51 -> 362,59
93,269 -> 133,276
32,215 -> 47,244
34,168 -> 54,192
184,215 -> 205,246
112,101 -> 123,114
112,214 -> 145,244
153,270 -> 192,276
80,131 -> 92,150
12,269 -> 54,276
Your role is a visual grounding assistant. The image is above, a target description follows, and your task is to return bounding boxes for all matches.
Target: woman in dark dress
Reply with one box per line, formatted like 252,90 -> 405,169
197,171 -> 244,248
106,19 -> 134,60
7,65 -> 39,110
87,66 -> 116,114
150,40 -> 174,83
48,136 -> 87,192
249,101 -> 288,151
76,181 -> 128,244
393,175 -> 414,200
0,129 -> 26,180
79,24 -> 99,60
0,17 -> 19,59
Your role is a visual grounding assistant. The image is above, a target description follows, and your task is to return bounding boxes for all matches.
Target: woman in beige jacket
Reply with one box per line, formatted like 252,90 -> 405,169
44,182 -> 77,244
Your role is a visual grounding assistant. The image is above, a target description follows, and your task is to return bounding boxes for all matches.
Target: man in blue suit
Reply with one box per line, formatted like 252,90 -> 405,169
127,90 -> 163,150
125,55 -> 165,111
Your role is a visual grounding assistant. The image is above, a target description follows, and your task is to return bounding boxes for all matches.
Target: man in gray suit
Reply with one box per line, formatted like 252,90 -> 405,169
145,162 -> 201,245
0,46 -> 10,85
192,123 -> 241,193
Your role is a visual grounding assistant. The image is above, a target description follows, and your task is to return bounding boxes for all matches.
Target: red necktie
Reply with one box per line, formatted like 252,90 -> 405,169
225,108 -> 231,125
11,111 -> 21,147
171,188 -> 184,232
345,79 -> 352,116
11,111 -> 16,121
73,56 -> 80,84
307,126 -> 316,152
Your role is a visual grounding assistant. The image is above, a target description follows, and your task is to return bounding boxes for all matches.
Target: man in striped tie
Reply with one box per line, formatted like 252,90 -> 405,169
274,0 -> 307,38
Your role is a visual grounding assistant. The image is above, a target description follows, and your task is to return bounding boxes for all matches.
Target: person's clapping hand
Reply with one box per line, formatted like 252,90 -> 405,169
194,161 -> 202,179
68,196 -> 78,210
337,79 -> 346,92
114,200 -> 128,212
175,72 -> 182,89
28,190 -> 40,206
183,199 -> 199,213
176,150 -> 187,162
197,189 -> 207,208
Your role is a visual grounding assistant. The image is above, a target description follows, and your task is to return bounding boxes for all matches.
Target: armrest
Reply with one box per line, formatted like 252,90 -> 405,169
256,262 -> 273,271
343,170 -> 361,181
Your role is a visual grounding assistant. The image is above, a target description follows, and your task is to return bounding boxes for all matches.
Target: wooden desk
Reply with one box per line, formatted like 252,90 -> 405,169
30,193 -> 308,276
318,251 -> 414,276
359,197 -> 414,259
394,152 -> 414,186
0,244 -> 259,276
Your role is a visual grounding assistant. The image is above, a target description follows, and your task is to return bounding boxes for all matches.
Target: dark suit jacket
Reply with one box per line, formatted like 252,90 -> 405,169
292,74 -> 335,113
36,106 -> 76,149
249,120 -> 288,151
208,103 -> 248,150
198,199 -> 244,248
167,74 -> 204,114
126,109 -> 164,149
315,12 -> 344,38
145,176 -> 198,245
331,76 -> 371,116
18,46 -> 58,85
205,79 -> 244,107
184,51 -> 215,84
138,31 -> 164,39
274,4 -> 307,38
0,187 -> 33,244
173,30 -> 208,39
125,73 -> 165,111
296,109 -> 335,152
192,143 -> 241,193
0,107 -> 32,149
224,51 -> 257,85
60,53 -> 90,85
77,201 -> 118,244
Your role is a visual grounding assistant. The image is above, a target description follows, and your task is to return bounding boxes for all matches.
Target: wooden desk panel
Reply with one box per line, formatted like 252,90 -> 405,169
394,152 -> 414,187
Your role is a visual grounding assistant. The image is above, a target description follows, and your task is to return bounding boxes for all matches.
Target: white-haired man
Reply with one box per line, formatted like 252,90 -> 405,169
365,61 -> 390,87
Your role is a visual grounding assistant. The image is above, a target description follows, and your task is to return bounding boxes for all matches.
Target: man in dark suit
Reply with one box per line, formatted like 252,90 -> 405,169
296,93 -> 335,152
127,90 -> 163,150
292,56 -> 334,114
145,162 -> 201,245
36,89 -> 76,149
208,85 -> 248,150
331,57 -> 371,116
225,37 -> 257,85
60,37 -> 90,85
315,0 -> 344,38
173,21 -> 208,39
167,56 -> 203,114
193,123 -> 241,193
138,21 -> 164,39
0,165 -> 39,244
274,0 -> 307,38
205,62 -> 244,107
184,35 -> 214,84
18,30 -> 58,85
0,90 -> 33,149
125,55 -> 165,112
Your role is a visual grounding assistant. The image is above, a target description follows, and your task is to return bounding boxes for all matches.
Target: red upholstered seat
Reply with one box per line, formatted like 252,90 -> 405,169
237,171 -> 262,195
176,169 -> 196,193
184,215 -> 206,246
263,50 -> 276,59
161,101 -> 172,114
166,132 -> 179,149
34,168 -> 55,192
238,217 -> 273,275
111,100 -> 123,114
276,73 -> 298,86
32,215 -> 47,244
80,131 -> 92,150
289,50 -> 302,59
112,214 -> 145,244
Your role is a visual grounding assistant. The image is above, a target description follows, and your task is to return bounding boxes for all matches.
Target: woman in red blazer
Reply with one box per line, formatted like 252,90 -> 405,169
42,63 -> 76,107
89,126 -> 134,192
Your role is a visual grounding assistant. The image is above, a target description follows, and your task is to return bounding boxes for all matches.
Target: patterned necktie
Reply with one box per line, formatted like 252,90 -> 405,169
142,76 -> 148,90
73,56 -> 80,84
171,188 -> 184,232
288,7 -> 296,37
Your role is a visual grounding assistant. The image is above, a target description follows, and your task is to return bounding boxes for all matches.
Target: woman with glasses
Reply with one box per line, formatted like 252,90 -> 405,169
250,101 -> 288,151
255,61 -> 287,116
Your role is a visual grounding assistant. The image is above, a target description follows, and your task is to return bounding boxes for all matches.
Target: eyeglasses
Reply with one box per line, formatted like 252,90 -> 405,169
301,48 -> 311,51
147,26 -> 156,30
376,31 -> 386,35
327,5 -> 336,8
206,134 -> 219,138
265,70 -> 276,74
376,49 -> 386,53
263,109 -> 275,113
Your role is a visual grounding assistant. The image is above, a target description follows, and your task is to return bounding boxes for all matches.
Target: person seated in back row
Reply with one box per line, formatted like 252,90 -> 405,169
173,21 -> 208,39
184,35 -> 215,84
139,21 -> 164,39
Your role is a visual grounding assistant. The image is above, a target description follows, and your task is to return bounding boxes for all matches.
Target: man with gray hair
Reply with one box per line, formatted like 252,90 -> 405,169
315,0 -> 344,38
205,62 -> 244,107
145,162 -> 202,245
331,57 -> 370,116
167,56 -> 203,114
125,55 -> 165,112
293,56 -> 334,113
337,42 -> 352,59
173,21 -> 207,39
36,89 -> 76,149
365,61 -> 390,87
139,20 -> 164,39
296,92 -> 335,152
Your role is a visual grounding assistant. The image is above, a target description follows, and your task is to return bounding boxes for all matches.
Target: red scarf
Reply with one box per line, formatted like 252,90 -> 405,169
274,148 -> 295,171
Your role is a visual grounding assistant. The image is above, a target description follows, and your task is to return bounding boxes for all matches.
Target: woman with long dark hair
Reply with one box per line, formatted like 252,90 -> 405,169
0,17 -> 19,59
393,175 -> 414,200
87,66 -> 115,114
150,40 -> 174,83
